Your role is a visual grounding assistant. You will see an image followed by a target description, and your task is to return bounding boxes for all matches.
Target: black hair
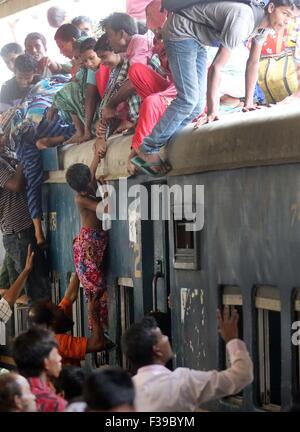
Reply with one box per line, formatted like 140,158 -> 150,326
25,32 -> 47,49
29,299 -> 56,329
71,16 -> 92,27
14,54 -> 37,74
100,13 -> 138,36
79,37 -> 97,54
122,316 -> 158,369
0,43 -> 23,58
268,0 -> 300,8
84,368 -> 135,411
47,7 -> 67,28
55,24 -> 81,42
0,374 -> 22,412
13,326 -> 58,378
137,22 -> 148,35
58,366 -> 85,402
29,299 -> 74,334
66,163 -> 91,192
94,34 -> 112,53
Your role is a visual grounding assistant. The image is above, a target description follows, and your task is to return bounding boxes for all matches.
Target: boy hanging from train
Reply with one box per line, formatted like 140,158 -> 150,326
65,145 -> 109,332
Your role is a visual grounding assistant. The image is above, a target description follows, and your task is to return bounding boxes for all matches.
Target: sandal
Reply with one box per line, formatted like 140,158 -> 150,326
131,155 -> 171,177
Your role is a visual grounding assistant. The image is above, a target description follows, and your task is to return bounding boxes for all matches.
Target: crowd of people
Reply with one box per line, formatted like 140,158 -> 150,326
0,0 -> 300,412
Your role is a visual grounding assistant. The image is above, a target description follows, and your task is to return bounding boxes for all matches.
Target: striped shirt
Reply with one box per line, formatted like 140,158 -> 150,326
0,156 -> 32,235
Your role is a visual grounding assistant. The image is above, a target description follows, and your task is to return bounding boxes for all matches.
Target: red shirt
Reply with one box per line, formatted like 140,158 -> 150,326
28,377 -> 67,413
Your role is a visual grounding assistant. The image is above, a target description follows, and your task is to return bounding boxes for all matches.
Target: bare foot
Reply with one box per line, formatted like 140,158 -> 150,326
127,158 -> 138,176
115,120 -> 134,134
65,133 -> 84,144
36,233 -> 47,248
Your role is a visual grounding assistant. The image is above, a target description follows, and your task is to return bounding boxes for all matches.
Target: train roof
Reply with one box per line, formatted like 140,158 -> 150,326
45,103 -> 300,183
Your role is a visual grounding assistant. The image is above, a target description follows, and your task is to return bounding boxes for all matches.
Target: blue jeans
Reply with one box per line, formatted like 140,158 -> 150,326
140,38 -> 207,154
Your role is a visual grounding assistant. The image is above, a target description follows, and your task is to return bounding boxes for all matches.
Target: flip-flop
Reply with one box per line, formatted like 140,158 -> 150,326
131,155 -> 171,177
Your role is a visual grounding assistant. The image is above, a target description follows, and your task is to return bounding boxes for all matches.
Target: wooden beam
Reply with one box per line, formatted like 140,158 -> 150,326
0,0 -> 49,19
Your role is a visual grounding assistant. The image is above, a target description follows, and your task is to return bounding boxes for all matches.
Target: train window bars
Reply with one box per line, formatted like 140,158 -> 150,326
117,278 -> 134,370
221,285 -> 244,406
171,215 -> 200,270
255,286 -> 281,411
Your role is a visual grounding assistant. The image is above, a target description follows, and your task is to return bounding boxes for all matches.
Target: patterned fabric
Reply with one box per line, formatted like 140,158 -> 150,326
53,68 -> 99,132
98,59 -> 141,130
73,227 -> 108,328
9,77 -> 75,219
28,377 -> 67,412
0,298 -> 12,324
0,156 -> 33,234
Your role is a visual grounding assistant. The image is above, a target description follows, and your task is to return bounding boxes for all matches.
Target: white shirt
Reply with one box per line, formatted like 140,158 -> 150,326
133,339 -> 253,412
0,298 -> 12,345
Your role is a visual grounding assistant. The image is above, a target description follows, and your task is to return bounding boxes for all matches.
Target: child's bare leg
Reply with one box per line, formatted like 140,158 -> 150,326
65,114 -> 84,144
33,218 -> 46,247
36,135 -> 65,150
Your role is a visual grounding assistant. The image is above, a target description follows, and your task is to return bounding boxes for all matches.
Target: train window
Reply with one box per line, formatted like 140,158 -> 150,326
255,286 -> 281,411
117,278 -> 134,369
14,304 -> 30,337
222,286 -> 243,406
172,216 -> 200,270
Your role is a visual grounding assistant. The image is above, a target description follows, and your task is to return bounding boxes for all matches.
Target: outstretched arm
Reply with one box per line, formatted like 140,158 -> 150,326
243,41 -> 263,110
83,84 -> 99,140
101,80 -> 135,121
3,245 -> 34,307
206,45 -> 231,123
63,273 -> 80,304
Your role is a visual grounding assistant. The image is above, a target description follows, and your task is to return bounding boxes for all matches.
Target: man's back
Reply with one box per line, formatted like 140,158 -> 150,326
163,2 -> 266,50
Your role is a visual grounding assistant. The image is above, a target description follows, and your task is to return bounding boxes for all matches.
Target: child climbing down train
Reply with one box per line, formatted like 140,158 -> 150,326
65,146 -> 108,330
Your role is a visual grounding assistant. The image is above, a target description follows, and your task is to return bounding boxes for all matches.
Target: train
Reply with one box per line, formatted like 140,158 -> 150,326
11,102 -> 297,412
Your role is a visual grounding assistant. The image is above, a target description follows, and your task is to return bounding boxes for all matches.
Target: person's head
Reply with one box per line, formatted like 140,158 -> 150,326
55,24 -> 81,59
78,37 -> 100,70
146,0 -> 168,36
58,366 -> 85,402
66,163 -> 91,194
0,43 -> 23,73
84,368 -> 135,412
100,13 -> 138,53
71,16 -> 93,37
0,373 -> 37,412
95,34 -> 121,68
47,7 -> 67,28
14,54 -> 37,90
25,32 -> 47,62
13,326 -> 62,379
265,0 -> 300,32
29,299 -> 74,333
122,316 -> 173,370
